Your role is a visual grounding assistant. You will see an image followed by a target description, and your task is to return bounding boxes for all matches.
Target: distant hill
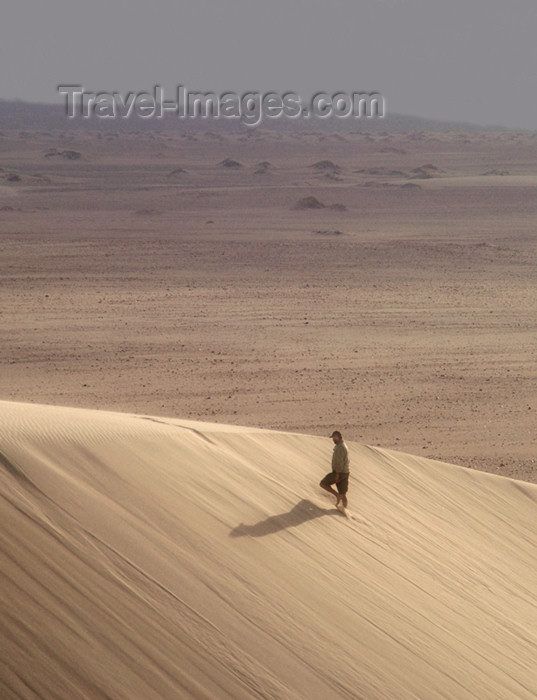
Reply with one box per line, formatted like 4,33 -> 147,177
0,98 -> 511,135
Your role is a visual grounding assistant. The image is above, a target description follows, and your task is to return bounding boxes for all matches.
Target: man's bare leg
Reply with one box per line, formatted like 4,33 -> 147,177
335,494 -> 348,508
320,483 -> 339,502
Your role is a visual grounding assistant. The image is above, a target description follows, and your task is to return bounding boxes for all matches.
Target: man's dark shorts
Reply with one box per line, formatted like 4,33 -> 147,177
320,471 -> 349,494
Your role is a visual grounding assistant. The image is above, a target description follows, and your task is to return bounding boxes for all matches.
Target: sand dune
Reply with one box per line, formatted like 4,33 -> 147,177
1,401 -> 536,699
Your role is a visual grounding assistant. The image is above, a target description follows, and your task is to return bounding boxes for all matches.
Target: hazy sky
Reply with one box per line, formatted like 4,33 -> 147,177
2,0 -> 537,129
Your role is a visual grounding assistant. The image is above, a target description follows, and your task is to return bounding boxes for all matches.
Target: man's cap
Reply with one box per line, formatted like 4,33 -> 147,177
330,430 -> 342,438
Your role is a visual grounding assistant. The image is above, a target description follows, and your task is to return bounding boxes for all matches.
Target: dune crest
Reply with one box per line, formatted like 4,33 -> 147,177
1,401 -> 536,699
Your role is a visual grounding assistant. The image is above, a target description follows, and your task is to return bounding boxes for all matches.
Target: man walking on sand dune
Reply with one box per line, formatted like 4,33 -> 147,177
320,430 -> 350,510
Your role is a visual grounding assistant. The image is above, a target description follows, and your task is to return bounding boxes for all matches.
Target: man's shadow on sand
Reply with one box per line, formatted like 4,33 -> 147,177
230,499 -> 336,538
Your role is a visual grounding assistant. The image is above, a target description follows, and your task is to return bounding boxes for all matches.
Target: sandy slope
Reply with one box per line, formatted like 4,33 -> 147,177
1,400 -> 536,699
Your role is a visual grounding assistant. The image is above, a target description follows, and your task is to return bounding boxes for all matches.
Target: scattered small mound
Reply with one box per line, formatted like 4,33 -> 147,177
3,171 -> 51,186
168,167 -> 188,177
310,160 -> 341,173
31,173 -> 51,183
134,208 -> 159,216
292,196 -> 325,210
44,149 -> 82,160
219,158 -> 243,168
254,161 -> 272,175
410,163 -> 441,179
324,172 -> 344,182
328,203 -> 347,212
379,146 -> 407,154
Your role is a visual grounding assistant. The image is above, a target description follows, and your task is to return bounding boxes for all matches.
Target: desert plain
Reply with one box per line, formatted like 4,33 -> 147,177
1,122 -> 536,480
1,118 -> 537,699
